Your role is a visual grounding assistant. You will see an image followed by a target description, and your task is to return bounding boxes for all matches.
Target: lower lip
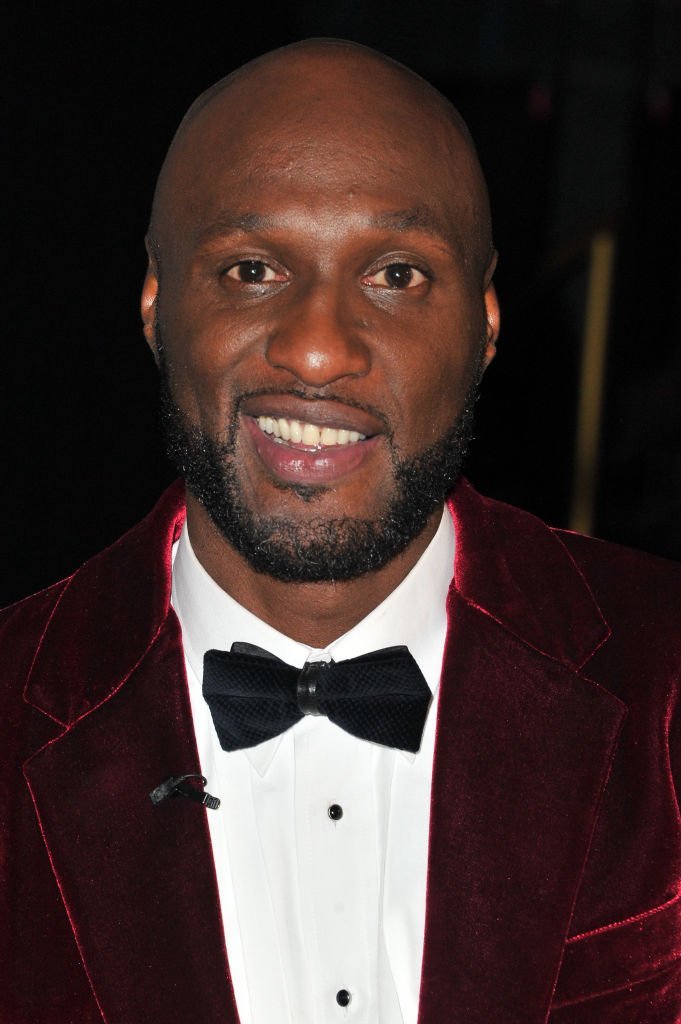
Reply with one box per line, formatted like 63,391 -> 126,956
243,416 -> 380,485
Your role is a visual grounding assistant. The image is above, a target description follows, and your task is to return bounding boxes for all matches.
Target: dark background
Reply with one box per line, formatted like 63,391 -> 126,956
5,0 -> 681,606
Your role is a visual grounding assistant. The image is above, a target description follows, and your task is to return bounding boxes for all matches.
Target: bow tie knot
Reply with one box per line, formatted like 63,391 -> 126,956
203,643 -> 431,753
296,660 -> 327,716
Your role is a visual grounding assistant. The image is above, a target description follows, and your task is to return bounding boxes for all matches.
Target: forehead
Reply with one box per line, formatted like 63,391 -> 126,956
153,51 -> 485,260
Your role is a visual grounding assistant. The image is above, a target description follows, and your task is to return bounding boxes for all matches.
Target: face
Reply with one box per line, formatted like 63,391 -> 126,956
143,50 -> 499,581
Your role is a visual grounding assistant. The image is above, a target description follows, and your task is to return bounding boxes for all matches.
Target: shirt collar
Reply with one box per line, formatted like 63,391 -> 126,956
172,509 -> 455,774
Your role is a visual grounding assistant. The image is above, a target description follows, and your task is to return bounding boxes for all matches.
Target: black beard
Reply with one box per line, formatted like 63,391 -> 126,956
159,363 -> 482,583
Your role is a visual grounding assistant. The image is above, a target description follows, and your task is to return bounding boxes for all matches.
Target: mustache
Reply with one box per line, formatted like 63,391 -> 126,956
158,371 -> 395,453
155,337 -> 393,438
233,386 -> 393,436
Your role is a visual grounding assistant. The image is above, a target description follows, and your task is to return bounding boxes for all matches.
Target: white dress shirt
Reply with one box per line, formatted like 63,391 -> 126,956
171,509 -> 455,1024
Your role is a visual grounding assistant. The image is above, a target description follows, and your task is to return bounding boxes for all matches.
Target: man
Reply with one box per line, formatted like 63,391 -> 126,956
2,38 -> 680,1024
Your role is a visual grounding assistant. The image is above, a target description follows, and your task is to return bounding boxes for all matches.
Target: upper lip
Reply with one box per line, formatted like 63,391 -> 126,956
239,395 -> 385,437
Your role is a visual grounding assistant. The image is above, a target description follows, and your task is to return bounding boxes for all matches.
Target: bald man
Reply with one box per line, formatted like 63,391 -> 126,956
2,40 -> 680,1024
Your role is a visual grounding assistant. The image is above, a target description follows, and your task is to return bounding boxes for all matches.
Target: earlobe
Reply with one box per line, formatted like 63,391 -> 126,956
482,283 -> 500,367
482,252 -> 500,369
141,252 -> 160,365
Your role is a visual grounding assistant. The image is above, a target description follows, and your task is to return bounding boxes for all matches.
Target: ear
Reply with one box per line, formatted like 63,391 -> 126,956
141,240 -> 160,366
481,250 -> 500,370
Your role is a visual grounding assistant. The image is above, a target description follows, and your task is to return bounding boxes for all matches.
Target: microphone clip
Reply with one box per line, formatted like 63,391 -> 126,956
149,774 -> 220,810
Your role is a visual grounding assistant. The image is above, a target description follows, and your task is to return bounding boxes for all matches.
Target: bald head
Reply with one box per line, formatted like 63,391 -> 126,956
148,39 -> 494,280
179,39 -> 474,150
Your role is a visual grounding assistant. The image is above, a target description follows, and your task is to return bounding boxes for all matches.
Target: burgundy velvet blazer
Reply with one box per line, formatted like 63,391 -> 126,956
2,480 -> 681,1023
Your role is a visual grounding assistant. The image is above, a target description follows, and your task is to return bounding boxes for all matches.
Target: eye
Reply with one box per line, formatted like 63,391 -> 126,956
363,262 -> 429,290
223,260 -> 286,284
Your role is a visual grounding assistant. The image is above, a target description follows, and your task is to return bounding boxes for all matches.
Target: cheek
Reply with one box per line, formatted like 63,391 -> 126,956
158,302 -> 267,425
388,327 -> 484,445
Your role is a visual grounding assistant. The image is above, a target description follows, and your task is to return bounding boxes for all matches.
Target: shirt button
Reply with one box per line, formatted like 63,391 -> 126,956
328,803 -> 343,821
336,989 -> 351,1007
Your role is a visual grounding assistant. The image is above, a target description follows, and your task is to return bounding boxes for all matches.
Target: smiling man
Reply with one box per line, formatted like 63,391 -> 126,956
2,39 -> 681,1024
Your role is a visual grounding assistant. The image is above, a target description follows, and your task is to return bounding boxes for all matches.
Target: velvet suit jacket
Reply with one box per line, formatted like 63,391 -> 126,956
2,480 -> 681,1024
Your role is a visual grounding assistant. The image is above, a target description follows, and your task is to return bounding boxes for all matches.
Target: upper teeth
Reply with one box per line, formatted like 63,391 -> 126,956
257,416 -> 366,446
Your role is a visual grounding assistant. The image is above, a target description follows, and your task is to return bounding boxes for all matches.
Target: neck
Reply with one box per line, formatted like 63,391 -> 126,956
184,495 -> 443,648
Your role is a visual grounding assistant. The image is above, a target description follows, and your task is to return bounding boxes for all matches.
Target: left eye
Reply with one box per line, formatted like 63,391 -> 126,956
364,263 -> 428,289
224,260 -> 284,284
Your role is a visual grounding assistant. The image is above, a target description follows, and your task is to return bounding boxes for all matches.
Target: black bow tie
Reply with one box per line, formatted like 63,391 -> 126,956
202,642 -> 431,753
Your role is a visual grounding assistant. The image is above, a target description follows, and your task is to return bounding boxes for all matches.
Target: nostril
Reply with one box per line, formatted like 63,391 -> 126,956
264,324 -> 371,387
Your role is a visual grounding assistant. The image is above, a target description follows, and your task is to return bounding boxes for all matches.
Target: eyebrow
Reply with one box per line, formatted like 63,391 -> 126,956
195,205 -> 459,254
194,211 -> 280,246
370,207 -> 465,261
369,207 -> 446,237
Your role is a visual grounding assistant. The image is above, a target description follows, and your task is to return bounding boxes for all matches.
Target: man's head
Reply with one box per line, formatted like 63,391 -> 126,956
142,39 -> 500,583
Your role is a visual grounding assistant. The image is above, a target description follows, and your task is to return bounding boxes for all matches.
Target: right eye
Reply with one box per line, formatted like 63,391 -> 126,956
223,260 -> 286,284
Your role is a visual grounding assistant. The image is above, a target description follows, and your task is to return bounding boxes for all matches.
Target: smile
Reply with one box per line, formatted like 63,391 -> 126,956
256,416 -> 367,449
244,413 -> 379,485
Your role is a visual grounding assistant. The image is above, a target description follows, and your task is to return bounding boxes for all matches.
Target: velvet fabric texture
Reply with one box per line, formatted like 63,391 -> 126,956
1,479 -> 680,1023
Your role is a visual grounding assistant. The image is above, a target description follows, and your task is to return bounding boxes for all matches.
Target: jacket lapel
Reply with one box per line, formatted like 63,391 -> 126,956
416,484 -> 627,1024
23,483 -> 239,1024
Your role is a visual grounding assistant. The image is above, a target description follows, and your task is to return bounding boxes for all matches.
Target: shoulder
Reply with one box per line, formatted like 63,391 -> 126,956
0,481 -> 187,694
451,479 -> 681,680
457,478 -> 681,615
552,529 -> 681,672
554,526 -> 681,615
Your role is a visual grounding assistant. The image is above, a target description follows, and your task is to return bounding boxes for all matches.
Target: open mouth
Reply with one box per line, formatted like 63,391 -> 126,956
241,397 -> 383,485
255,415 -> 367,449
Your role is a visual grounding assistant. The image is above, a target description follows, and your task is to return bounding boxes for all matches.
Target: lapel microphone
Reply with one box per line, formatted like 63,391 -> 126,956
149,774 -> 220,810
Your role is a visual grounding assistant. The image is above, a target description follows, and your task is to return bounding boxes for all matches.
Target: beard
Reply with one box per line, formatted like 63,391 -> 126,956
159,357 -> 483,583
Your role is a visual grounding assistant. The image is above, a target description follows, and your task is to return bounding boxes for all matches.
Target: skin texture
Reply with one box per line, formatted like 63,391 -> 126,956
141,39 -> 500,646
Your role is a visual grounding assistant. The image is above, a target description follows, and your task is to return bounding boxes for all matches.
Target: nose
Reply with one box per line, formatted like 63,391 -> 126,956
265,283 -> 371,388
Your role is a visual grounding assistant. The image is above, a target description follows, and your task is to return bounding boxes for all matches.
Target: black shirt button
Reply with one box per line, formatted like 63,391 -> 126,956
336,989 -> 351,1007
328,803 -> 343,821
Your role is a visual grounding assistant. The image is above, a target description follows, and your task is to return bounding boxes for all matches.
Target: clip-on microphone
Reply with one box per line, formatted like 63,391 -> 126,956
149,774 -> 220,810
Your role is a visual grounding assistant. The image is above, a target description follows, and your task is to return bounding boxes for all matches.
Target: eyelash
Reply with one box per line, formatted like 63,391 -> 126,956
219,257 -> 434,288
367,260 -> 433,282
221,259 -> 286,284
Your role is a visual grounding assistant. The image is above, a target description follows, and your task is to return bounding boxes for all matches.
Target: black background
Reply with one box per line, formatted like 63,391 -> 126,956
5,1 -> 681,605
